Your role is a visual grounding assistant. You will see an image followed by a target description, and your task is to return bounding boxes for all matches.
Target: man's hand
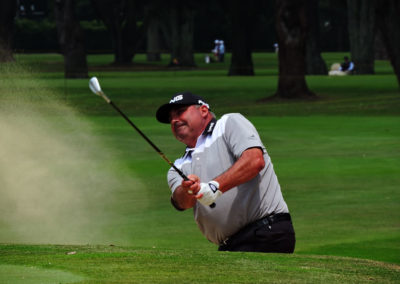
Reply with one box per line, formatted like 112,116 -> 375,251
182,174 -> 201,195
196,181 -> 222,206
171,174 -> 201,210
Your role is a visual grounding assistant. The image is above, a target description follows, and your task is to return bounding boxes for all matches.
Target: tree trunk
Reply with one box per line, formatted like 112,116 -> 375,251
146,21 -> 161,61
305,0 -> 327,75
328,0 -> 349,51
347,0 -> 375,74
168,1 -> 196,67
145,1 -> 162,62
274,0 -> 315,99
228,0 -> 254,76
169,6 -> 179,65
0,0 -> 17,62
54,0 -> 88,78
374,30 -> 389,60
91,0 -> 138,65
375,0 -> 400,87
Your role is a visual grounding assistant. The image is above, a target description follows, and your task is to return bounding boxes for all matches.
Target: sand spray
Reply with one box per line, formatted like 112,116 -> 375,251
0,65 -> 147,245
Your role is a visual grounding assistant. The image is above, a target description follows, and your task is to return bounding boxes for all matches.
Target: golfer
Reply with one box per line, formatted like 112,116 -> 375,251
156,92 -> 295,253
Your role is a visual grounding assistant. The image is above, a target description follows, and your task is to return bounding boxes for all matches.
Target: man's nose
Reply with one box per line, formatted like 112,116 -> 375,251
170,114 -> 179,124
170,110 -> 183,123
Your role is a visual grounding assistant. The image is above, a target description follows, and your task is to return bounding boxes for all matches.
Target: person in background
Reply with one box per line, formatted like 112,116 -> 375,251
340,56 -> 354,74
329,56 -> 355,76
212,39 -> 220,62
218,40 -> 225,62
273,43 -> 279,53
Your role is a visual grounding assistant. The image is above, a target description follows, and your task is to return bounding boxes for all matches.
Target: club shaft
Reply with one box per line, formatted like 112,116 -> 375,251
109,101 -> 188,180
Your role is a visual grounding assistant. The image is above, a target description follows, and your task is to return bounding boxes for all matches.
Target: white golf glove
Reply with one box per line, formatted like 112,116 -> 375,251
196,181 -> 222,206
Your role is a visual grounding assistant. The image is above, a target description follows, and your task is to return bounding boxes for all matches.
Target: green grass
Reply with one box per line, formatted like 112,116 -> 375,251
0,53 -> 399,283
1,244 -> 399,283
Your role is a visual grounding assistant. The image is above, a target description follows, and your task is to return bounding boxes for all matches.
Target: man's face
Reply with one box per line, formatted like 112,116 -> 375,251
169,105 -> 208,147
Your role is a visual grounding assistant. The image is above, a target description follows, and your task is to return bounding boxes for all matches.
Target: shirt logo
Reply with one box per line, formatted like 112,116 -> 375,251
207,122 -> 215,133
170,94 -> 183,103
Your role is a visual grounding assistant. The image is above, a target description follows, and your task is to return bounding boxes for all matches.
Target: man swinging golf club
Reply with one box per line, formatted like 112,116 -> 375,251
156,92 -> 295,253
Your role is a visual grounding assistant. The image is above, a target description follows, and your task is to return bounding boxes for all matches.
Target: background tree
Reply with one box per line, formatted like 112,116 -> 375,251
374,30 -> 389,60
375,0 -> 400,87
91,0 -> 141,65
318,0 -> 349,52
167,1 -> 196,67
144,0 -> 164,62
305,0 -> 327,75
347,0 -> 375,74
228,0 -> 255,76
11,1 -> 361,54
54,0 -> 88,78
0,0 -> 17,62
274,0 -> 315,99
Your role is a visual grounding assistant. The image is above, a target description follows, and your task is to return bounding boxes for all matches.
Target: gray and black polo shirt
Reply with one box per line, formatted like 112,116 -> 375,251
168,113 -> 289,245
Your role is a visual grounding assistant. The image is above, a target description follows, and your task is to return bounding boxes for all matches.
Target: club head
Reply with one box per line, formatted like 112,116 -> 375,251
89,77 -> 102,95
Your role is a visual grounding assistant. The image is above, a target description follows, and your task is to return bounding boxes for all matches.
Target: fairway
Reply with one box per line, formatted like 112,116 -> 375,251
0,53 -> 399,283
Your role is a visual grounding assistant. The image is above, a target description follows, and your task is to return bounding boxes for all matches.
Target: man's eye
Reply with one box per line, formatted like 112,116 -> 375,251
169,106 -> 189,121
177,107 -> 189,115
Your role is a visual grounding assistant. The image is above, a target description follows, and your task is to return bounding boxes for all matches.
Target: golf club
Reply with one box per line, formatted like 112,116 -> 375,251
89,77 -> 216,208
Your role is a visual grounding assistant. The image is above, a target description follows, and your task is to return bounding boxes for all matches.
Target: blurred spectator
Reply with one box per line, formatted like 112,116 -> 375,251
340,56 -> 354,73
273,43 -> 279,53
212,39 -> 220,62
218,40 -> 225,62
329,56 -> 354,76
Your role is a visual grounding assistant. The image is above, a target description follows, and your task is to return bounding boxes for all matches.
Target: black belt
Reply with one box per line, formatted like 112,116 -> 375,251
220,213 -> 292,246
254,213 -> 292,228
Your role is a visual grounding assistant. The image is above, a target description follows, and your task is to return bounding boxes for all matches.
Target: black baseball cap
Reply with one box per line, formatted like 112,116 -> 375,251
156,92 -> 210,123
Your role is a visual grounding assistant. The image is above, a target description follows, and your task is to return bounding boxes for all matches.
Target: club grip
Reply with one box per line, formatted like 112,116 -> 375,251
180,173 -> 215,209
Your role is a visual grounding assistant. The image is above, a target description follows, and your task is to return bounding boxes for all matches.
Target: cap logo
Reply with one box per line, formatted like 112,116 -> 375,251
170,94 -> 183,103
198,100 -> 209,108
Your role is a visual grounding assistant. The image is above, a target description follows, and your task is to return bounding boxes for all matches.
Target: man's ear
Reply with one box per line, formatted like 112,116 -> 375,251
199,105 -> 209,118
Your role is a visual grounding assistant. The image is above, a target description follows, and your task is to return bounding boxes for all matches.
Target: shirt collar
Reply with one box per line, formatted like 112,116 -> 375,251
203,118 -> 217,135
183,118 -> 217,156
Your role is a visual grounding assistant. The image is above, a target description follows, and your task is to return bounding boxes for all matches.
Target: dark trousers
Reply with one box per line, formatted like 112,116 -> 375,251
218,213 -> 295,253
